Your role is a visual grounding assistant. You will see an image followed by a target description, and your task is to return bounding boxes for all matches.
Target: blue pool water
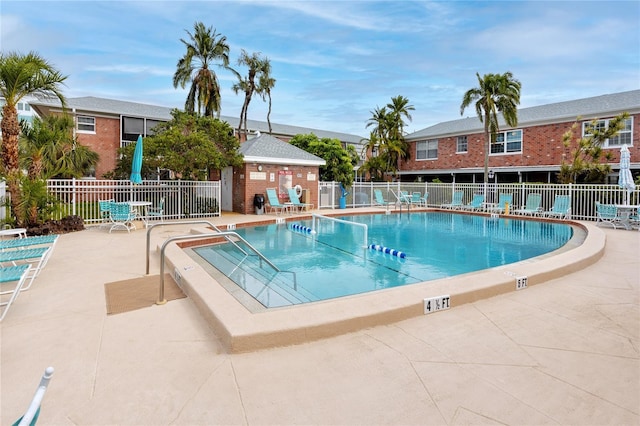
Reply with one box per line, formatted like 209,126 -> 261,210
193,212 -> 573,308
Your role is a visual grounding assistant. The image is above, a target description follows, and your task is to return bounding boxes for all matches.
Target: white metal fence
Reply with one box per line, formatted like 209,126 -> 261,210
46,179 -> 221,224
7,179 -> 637,225
319,181 -> 640,221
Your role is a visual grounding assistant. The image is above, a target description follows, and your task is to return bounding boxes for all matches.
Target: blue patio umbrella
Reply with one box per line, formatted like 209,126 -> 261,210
130,135 -> 143,184
618,144 -> 635,205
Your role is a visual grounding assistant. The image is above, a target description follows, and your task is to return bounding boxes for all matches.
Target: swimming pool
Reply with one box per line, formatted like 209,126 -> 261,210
192,212 -> 573,308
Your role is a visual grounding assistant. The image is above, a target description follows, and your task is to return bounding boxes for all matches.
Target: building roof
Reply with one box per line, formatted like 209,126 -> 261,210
407,89 -> 640,140
239,133 -> 326,166
29,96 -> 365,145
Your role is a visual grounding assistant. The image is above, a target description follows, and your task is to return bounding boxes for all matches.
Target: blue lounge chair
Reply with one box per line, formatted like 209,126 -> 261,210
373,190 -> 395,209
0,264 -> 31,321
630,206 -> 640,229
98,199 -> 114,226
12,366 -> 54,425
595,202 -> 621,229
0,247 -> 52,291
266,188 -> 289,215
461,193 -> 485,211
514,193 -> 542,216
543,195 -> 571,219
420,192 -> 429,207
287,188 -> 313,212
441,191 -> 464,209
488,193 -> 513,214
411,192 -> 424,206
398,191 -> 411,206
146,197 -> 165,224
109,202 -> 137,233
0,235 -> 58,251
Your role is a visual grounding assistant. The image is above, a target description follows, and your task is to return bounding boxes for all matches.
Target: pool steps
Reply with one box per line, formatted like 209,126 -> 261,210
198,245 -> 315,306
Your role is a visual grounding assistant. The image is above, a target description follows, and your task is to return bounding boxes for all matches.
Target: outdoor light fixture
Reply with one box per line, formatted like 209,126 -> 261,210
488,170 -> 495,180
257,165 -> 263,172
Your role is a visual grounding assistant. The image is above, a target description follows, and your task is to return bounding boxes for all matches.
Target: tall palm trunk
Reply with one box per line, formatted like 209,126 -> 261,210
266,93 -> 273,134
1,104 -> 20,171
483,117 -> 490,184
1,104 -> 23,225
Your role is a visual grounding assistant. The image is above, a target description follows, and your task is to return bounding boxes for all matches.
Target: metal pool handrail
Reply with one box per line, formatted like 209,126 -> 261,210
145,221 -> 248,275
157,231 -> 295,304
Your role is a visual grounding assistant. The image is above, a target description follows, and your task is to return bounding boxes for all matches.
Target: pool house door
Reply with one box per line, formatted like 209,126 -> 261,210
221,166 -> 233,211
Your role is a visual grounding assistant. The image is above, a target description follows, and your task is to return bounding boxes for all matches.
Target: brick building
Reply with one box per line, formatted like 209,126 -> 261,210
235,133 -> 324,214
401,90 -> 640,184
28,96 -> 363,180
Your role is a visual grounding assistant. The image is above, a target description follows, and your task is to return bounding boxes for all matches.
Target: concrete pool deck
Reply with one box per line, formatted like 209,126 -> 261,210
1,209 -> 638,425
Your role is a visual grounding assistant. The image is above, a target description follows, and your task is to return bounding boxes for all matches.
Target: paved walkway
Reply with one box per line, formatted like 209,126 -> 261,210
1,215 -> 638,425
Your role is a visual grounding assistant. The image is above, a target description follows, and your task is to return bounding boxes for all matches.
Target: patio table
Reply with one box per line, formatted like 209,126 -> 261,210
128,201 -> 152,228
614,204 -> 639,230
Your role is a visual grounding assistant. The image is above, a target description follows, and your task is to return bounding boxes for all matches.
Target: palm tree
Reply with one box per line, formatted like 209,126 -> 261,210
258,72 -> 276,134
0,51 -> 67,225
386,95 -> 414,172
231,50 -> 272,138
173,22 -> 230,117
20,115 -> 99,179
386,95 -> 414,138
366,106 -> 389,141
460,72 -> 521,183
363,96 -> 414,179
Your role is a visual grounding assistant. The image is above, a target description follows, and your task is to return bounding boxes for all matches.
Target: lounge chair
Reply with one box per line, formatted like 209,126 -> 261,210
595,202 -> 621,229
0,235 -> 58,274
373,190 -> 395,209
146,197 -> 165,224
287,188 -> 313,212
513,193 -> 542,216
266,188 -> 289,215
98,199 -> 114,226
12,366 -> 54,425
420,192 -> 429,207
0,264 -> 31,321
398,191 -> 411,206
543,195 -> 571,219
441,191 -> 464,209
461,193 -> 485,211
108,202 -> 137,233
630,206 -> 640,229
0,235 -> 58,251
487,193 -> 513,214
411,192 -> 424,206
0,246 -> 52,291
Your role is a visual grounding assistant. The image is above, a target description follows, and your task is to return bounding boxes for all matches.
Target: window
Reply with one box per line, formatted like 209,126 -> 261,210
582,117 -> 633,147
456,136 -> 468,153
121,116 -> 167,143
122,116 -> 144,142
77,115 -> 95,133
146,119 -> 163,135
490,130 -> 522,154
416,140 -> 438,160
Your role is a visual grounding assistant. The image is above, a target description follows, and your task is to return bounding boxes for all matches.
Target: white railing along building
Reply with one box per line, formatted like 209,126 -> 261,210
46,179 -> 221,224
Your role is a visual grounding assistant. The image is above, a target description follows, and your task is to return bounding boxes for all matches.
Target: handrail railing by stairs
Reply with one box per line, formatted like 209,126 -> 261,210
145,220 -> 247,275
156,231 -> 297,304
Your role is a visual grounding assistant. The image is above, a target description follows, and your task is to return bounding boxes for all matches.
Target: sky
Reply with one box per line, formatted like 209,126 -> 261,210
2,0 -> 639,137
